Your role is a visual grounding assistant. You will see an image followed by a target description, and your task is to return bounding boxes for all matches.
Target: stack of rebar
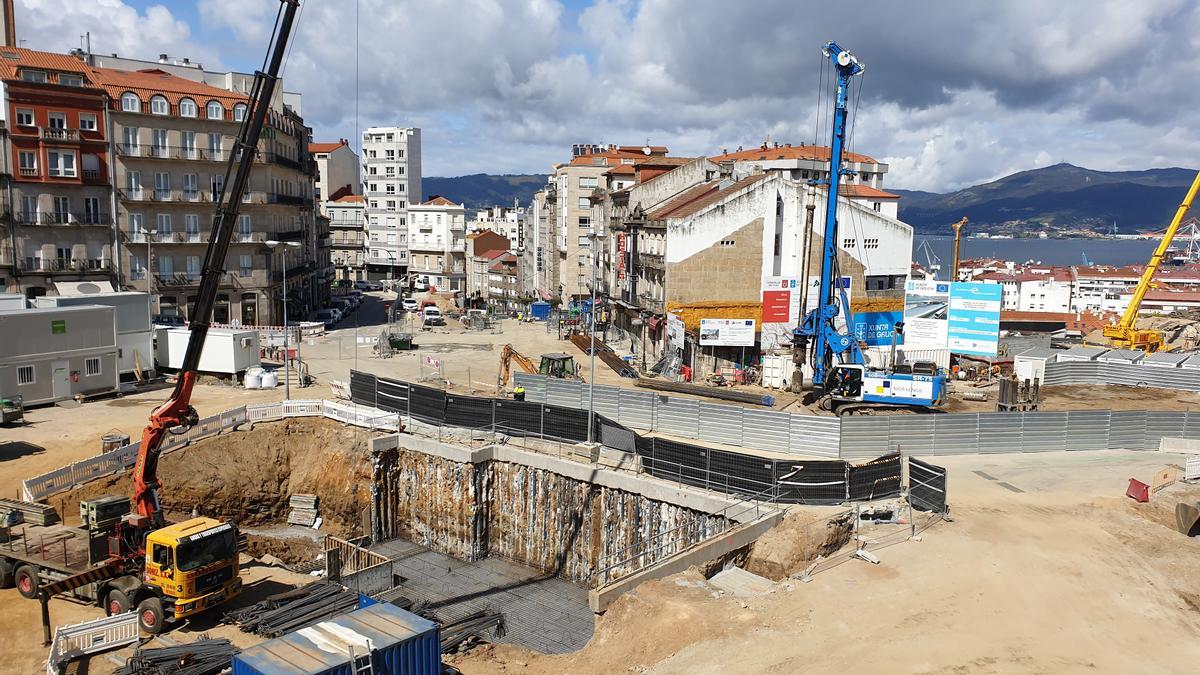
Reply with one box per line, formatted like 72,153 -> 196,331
568,334 -> 639,378
114,637 -> 237,675
437,609 -> 506,653
223,580 -> 357,637
287,494 -> 319,527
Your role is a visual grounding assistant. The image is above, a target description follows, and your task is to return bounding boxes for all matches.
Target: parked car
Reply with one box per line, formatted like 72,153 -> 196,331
152,314 -> 185,328
330,298 -> 354,313
355,280 -> 383,291
313,308 -> 341,328
421,306 -> 445,326
401,298 -> 420,312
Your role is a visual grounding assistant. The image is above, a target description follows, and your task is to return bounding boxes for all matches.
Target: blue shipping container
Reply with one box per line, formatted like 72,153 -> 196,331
530,301 -> 551,320
231,602 -> 441,675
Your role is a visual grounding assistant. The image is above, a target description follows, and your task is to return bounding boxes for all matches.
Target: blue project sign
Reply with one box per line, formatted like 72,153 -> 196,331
852,310 -> 904,347
947,282 -> 1002,356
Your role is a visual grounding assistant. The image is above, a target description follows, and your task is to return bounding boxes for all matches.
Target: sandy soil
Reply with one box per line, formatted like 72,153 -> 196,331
454,452 -> 1200,674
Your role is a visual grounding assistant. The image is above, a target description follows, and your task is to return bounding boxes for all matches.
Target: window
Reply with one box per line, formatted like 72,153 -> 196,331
385,149 -> 395,160
15,108 -> 33,125
48,112 -> 66,129
386,200 -> 396,210
150,95 -> 169,115
47,151 -> 76,177
206,101 -> 223,120
152,129 -> 168,157
184,214 -> 200,237
385,166 -> 394,176
233,103 -> 247,122
238,214 -> 251,235
842,238 -> 856,248
159,255 -> 173,276
180,131 -> 196,159
210,174 -> 224,199
121,92 -> 140,112
59,73 -> 83,87
863,237 -> 879,249
368,166 -> 377,175
386,184 -> 396,195
18,151 -> 36,173
369,183 -> 378,192
579,176 -> 598,189
577,197 -> 590,209
157,213 -> 172,234
84,357 -> 101,377
52,196 -> 69,221
154,172 -> 170,200
179,97 -> 196,118
872,202 -> 881,212
578,216 -> 591,228
239,254 -> 252,277
123,126 -> 139,152
208,133 -> 222,160
186,255 -> 201,279
83,197 -> 101,224
183,173 -> 198,199
17,365 -> 34,385
21,69 -> 46,83
128,212 -> 144,234
79,113 -> 97,131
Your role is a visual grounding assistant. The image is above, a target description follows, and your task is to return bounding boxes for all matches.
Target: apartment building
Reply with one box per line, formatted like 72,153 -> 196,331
95,66 -> 317,324
361,126 -> 422,285
0,47 -> 116,297
465,229 -> 510,307
407,196 -> 466,292
528,183 -> 558,299
310,138 -> 358,212
327,194 -> 365,281
473,205 -> 525,251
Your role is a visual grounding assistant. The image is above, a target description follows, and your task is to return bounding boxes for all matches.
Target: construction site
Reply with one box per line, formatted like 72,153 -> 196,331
1,3 -> 1200,674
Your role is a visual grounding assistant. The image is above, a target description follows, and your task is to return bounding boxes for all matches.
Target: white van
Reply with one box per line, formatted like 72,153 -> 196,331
421,306 -> 445,326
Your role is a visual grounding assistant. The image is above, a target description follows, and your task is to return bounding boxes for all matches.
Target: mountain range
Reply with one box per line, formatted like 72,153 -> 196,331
893,163 -> 1197,235
424,163 -> 1198,237
422,173 -> 548,209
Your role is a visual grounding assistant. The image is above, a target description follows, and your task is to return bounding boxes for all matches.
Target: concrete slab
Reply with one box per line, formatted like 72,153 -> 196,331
708,566 -> 776,596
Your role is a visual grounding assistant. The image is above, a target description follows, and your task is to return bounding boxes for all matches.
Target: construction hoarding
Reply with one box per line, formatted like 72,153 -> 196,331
699,318 -> 757,347
947,282 -> 1002,356
904,278 -> 951,349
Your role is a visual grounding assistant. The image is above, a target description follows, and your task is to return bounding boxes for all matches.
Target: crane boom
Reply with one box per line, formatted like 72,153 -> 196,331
132,0 -> 302,523
1102,170 -> 1200,352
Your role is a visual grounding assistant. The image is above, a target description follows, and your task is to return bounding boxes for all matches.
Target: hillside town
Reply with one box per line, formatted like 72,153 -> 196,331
2,3 -> 1200,675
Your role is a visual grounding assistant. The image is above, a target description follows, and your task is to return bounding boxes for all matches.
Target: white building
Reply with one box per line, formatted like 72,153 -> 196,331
407,196 -> 466,292
310,139 -> 359,212
1071,266 -> 1140,314
361,126 -> 422,284
1017,269 -> 1073,312
473,205 -> 526,251
327,194 -> 365,281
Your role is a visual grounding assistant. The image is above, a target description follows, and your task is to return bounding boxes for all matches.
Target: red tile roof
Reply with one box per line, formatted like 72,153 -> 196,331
0,46 -> 93,80
1072,265 -> 1141,279
309,140 -> 348,154
568,145 -> 671,167
421,196 -> 459,206
91,67 -> 247,115
330,194 -> 364,203
604,164 -> 636,175
835,184 -> 899,199
1000,310 -> 1112,332
647,174 -> 768,220
1142,289 -> 1200,303
714,144 -> 879,165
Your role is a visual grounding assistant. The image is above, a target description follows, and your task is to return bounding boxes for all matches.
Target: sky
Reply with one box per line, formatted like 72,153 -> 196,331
16,0 -> 1200,191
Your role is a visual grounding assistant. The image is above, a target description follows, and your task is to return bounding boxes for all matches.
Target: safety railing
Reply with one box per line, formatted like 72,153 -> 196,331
46,612 -> 139,675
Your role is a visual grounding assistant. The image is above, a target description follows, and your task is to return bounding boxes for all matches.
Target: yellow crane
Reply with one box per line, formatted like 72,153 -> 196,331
950,216 -> 968,280
1102,170 -> 1200,352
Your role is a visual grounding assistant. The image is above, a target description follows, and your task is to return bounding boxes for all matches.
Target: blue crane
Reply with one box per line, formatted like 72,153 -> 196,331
794,41 -> 947,415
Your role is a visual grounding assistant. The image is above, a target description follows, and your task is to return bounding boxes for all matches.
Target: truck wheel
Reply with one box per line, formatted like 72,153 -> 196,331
14,565 -> 39,599
0,559 -> 13,589
105,589 -> 131,616
137,597 -> 165,634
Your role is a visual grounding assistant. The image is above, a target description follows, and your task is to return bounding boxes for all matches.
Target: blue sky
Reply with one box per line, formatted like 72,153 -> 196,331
22,1 -> 1200,189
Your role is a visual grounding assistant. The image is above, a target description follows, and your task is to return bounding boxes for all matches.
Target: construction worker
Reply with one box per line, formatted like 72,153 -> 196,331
513,385 -> 526,401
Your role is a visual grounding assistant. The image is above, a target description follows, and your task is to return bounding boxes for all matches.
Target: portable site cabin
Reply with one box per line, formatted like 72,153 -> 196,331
0,306 -> 119,406
35,292 -> 155,381
155,326 -> 260,376
1142,351 -> 1189,368
1013,347 -> 1058,383
1055,345 -> 1109,362
0,293 -> 26,310
1095,349 -> 1146,365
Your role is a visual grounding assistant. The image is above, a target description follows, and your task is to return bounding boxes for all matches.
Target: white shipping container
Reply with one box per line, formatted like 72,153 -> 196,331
155,327 -> 260,375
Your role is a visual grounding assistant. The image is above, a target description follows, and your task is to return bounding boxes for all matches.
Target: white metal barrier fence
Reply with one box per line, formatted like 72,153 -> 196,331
23,400 -> 398,502
46,612 -> 139,675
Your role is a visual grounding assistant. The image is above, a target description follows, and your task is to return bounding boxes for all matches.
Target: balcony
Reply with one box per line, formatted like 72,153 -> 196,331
638,294 -> 665,314
261,151 -> 304,172
41,128 -> 80,142
14,211 -> 111,226
231,231 -> 268,243
638,252 -> 665,271
267,192 -> 308,206
19,258 -> 114,274
117,144 -> 224,161
120,187 -> 146,201
19,167 -> 38,177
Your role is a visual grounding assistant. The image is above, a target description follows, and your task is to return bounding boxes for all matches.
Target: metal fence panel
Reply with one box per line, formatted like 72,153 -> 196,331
977,413 -> 1024,453
790,415 -> 841,457
1185,410 -> 1200,439
931,414 -> 979,455
1108,410 -> 1148,449
742,409 -> 794,453
588,383 -> 622,421
513,372 -> 547,402
656,396 -> 700,439
617,389 -> 656,430
1065,410 -> 1111,451
1021,412 -> 1069,453
909,457 -> 948,513
600,421 -> 637,454
887,416 -> 937,455
545,379 -> 584,409
698,402 -> 743,447
1145,411 -> 1187,448
838,417 -> 892,459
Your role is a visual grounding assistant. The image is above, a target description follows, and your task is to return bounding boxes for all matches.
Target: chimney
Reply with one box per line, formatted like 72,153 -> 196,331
0,0 -> 15,48
158,53 -> 168,63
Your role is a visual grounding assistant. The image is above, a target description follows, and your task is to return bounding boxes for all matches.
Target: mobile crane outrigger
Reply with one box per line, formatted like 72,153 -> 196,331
0,1 -> 301,637
793,42 -> 947,415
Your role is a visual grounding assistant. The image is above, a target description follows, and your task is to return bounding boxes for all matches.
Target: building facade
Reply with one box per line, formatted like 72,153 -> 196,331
407,196 -> 466,292
0,47 -> 116,297
465,229 -> 510,307
327,194 -> 365,281
310,138 -> 358,212
361,126 -> 422,285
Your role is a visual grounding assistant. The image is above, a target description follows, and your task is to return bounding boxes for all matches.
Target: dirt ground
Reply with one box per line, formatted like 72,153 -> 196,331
453,451 -> 1200,674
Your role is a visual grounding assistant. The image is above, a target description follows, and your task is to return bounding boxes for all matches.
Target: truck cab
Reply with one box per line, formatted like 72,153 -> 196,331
138,518 -> 242,632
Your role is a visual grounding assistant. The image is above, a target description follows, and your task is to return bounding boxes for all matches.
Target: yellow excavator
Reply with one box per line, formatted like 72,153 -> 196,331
1102,170 -> 1200,352
497,344 -> 579,389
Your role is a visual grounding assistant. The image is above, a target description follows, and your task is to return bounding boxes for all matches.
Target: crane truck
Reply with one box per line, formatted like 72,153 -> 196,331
0,1 -> 301,635
793,42 -> 947,415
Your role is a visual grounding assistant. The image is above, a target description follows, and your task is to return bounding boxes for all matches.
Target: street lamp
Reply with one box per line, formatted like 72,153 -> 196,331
145,229 -> 159,302
267,240 -> 301,399
587,231 -> 605,443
